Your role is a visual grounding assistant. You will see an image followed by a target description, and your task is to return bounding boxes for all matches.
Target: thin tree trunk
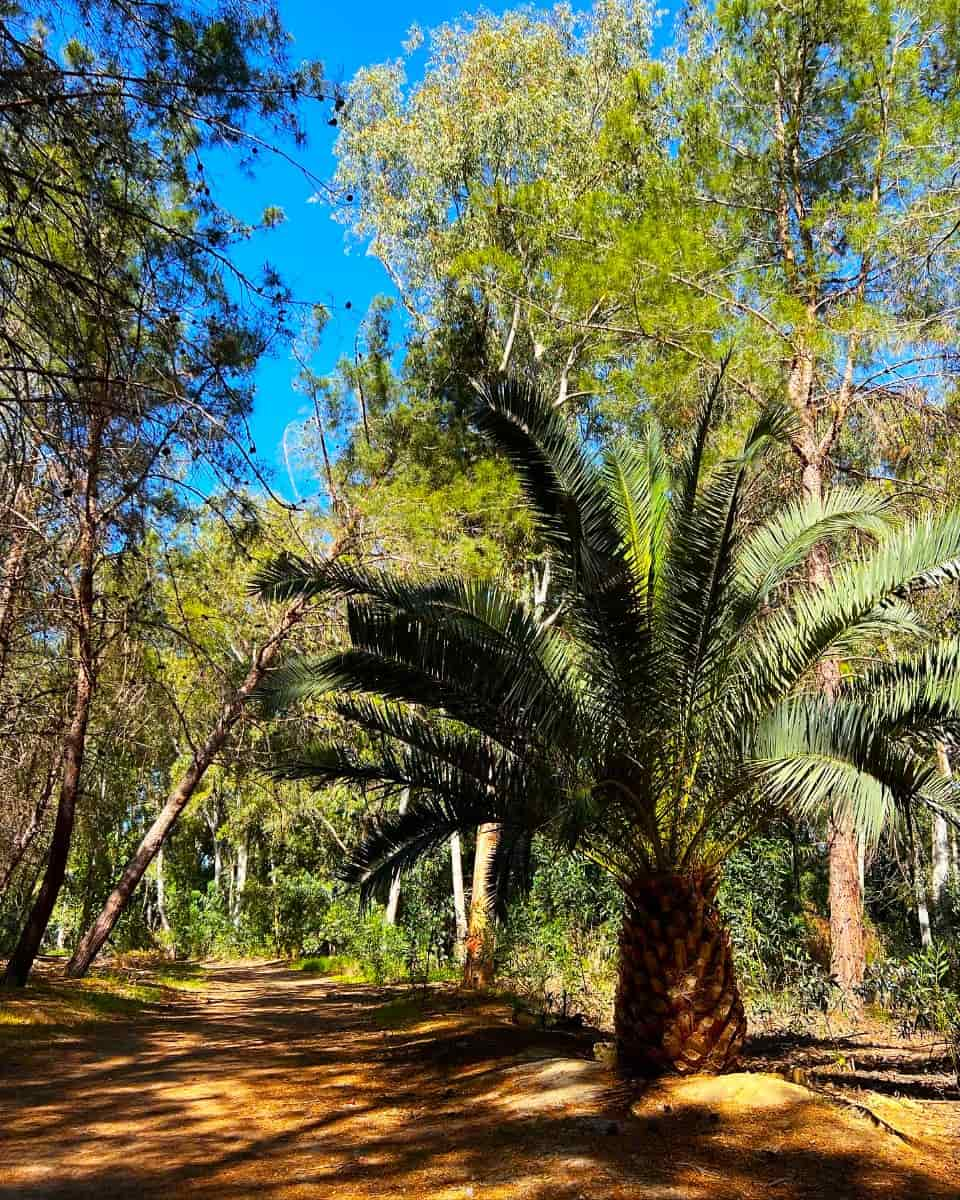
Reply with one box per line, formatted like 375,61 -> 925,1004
799,451 -> 866,1001
384,788 -> 409,926
450,831 -> 467,963
0,754 -> 59,899
616,872 -> 745,1076
3,442 -> 100,987
462,823 -> 500,989
827,808 -> 866,995
0,509 -> 30,691
65,593 -> 310,977
913,825 -> 933,949
155,843 -> 171,937
933,743 -> 952,914
232,839 -> 247,927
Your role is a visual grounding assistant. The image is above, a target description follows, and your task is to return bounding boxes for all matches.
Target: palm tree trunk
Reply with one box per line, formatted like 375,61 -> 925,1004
462,823 -> 499,989
615,872 -> 745,1076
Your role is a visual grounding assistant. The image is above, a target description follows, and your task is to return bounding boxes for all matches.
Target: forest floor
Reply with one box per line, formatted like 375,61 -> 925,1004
1,959 -> 959,1199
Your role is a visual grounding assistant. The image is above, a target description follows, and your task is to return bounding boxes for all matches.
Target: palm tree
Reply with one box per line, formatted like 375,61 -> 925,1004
255,376 -> 960,1076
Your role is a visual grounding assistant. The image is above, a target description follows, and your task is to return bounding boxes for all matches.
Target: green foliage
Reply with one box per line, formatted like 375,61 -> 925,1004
292,955 -> 360,978
718,836 -> 809,990
862,944 -> 960,1083
717,833 -> 839,1024
261,376 -> 960,913
498,845 -> 621,1025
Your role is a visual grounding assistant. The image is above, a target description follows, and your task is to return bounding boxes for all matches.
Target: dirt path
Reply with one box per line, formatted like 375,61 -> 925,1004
1,962 -> 957,1199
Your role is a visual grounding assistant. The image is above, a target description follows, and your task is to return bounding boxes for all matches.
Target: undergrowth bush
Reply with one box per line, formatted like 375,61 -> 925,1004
497,846 -> 621,1026
861,943 -> 960,1084
717,834 -> 841,1030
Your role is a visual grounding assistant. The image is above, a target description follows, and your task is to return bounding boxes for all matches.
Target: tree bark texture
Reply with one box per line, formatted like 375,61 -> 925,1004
827,807 -> 866,993
462,822 -> 500,989
615,872 -> 746,1076
800,452 -> 866,1000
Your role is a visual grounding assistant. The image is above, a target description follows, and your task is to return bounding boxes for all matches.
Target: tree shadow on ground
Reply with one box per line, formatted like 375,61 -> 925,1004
0,962 -> 956,1200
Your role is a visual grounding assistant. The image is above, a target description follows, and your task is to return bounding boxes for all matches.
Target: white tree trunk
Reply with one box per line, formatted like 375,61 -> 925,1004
233,839 -> 248,926
156,843 -> 171,936
933,743 -> 952,912
384,788 -> 409,926
450,831 -> 467,962
913,831 -> 933,949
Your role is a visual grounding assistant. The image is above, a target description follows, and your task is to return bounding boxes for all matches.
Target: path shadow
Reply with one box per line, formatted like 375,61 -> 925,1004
0,962 -> 956,1199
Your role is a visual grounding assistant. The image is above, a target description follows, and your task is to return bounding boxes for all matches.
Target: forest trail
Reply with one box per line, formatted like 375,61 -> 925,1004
1,961 -> 958,1200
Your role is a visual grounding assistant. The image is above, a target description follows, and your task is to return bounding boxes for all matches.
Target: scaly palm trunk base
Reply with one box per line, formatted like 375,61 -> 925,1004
615,872 -> 746,1076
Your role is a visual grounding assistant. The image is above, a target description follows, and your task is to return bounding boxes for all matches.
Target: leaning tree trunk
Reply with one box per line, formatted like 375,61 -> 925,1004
2,477 -> 100,987
462,823 -> 500,989
65,594 -> 310,977
615,872 -> 746,1076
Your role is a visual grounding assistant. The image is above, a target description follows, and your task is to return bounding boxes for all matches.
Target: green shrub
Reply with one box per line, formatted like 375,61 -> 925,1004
497,846 -> 621,1025
862,943 -> 960,1084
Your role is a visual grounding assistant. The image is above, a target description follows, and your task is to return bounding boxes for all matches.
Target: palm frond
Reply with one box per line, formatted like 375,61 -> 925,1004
472,375 -> 622,587
735,487 -> 896,613
603,426 -> 671,615
753,698 -> 960,842
732,511 -> 960,720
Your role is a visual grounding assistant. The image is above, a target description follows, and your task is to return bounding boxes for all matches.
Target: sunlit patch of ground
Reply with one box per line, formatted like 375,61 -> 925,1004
0,960 -> 957,1199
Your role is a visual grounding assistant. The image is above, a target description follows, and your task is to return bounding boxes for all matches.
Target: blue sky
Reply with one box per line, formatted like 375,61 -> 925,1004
221,0 -> 522,497
226,1 -> 675,497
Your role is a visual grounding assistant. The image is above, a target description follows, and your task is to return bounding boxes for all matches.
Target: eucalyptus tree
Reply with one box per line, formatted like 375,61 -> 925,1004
332,1 -> 652,404
255,377 -> 960,1075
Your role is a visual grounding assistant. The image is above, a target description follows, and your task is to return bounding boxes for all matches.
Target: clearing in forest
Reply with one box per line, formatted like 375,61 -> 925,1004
0,961 -> 958,1199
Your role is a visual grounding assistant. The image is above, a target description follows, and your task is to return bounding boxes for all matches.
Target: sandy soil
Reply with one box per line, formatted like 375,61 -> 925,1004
1,961 -> 958,1199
